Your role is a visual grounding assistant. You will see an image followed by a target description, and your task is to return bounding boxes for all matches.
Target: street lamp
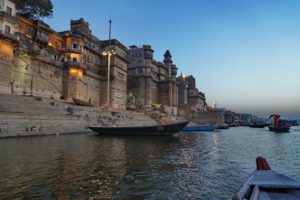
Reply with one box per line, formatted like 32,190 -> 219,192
102,46 -> 116,108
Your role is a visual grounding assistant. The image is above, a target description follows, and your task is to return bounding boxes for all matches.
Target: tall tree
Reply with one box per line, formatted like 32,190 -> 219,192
14,0 -> 53,20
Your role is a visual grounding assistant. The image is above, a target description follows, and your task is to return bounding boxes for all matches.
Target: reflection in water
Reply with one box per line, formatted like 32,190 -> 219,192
0,126 -> 300,199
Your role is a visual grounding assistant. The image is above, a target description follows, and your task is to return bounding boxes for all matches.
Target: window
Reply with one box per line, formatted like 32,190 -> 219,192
6,7 -> 12,15
72,57 -> 77,62
72,43 -> 78,49
5,25 -> 11,34
118,72 -> 124,79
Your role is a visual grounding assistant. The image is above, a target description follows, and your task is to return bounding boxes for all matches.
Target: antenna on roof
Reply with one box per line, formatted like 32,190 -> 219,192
108,18 -> 112,46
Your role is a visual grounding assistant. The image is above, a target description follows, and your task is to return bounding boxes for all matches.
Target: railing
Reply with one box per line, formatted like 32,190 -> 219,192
66,60 -> 87,70
0,30 -> 19,42
65,46 -> 83,54
0,11 -> 17,22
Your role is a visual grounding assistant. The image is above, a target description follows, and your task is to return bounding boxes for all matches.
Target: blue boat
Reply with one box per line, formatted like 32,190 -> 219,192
182,124 -> 215,132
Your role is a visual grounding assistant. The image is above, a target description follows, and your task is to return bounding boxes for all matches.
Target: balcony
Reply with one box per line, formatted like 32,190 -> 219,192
0,30 -> 19,43
65,47 -> 83,54
36,33 -> 49,43
66,60 -> 87,71
0,11 -> 17,23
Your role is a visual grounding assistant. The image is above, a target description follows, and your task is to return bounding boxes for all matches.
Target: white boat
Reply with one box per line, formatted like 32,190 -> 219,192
233,157 -> 300,200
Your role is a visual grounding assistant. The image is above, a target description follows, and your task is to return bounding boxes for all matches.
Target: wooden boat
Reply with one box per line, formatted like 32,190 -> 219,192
216,123 -> 229,129
250,123 -> 265,128
268,114 -> 290,133
72,97 -> 94,107
89,120 -> 189,136
182,124 -> 215,132
233,156 -> 300,200
268,125 -> 290,133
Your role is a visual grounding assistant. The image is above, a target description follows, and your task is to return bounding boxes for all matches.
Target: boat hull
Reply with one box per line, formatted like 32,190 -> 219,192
233,157 -> 300,200
89,120 -> 189,136
268,126 -> 290,133
72,97 -> 94,107
182,125 -> 215,132
249,124 -> 265,128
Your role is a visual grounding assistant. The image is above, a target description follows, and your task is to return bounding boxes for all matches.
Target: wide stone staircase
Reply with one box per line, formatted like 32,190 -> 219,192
0,93 -> 161,137
0,94 -> 90,137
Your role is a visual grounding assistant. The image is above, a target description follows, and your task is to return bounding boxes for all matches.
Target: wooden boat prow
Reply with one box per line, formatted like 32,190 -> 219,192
233,157 -> 300,200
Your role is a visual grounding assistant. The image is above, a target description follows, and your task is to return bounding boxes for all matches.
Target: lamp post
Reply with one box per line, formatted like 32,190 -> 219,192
102,47 -> 115,108
102,19 -> 116,109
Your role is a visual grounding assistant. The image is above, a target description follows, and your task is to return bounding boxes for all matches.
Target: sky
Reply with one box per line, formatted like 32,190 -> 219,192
45,0 -> 300,118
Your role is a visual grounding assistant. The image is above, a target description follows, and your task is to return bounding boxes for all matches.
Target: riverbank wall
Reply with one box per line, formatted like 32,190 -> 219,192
178,105 -> 225,124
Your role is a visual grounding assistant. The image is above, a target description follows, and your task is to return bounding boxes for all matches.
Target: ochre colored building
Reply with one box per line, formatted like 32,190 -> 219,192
0,0 -> 128,110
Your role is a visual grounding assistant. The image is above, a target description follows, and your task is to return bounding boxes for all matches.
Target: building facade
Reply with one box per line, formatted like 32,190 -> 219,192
127,45 -> 178,113
0,0 -> 19,93
177,74 -> 206,112
0,0 -> 128,110
100,39 -> 128,110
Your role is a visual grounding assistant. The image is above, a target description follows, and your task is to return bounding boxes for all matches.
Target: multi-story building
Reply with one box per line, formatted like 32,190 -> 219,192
60,18 -> 103,105
177,74 -> 206,112
0,0 -> 19,93
0,0 -> 128,110
13,16 -> 65,98
100,39 -> 128,109
127,45 -> 178,114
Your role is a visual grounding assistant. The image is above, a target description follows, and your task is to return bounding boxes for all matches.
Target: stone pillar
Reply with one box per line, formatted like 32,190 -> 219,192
168,82 -> 173,106
145,77 -> 151,106
172,83 -> 177,106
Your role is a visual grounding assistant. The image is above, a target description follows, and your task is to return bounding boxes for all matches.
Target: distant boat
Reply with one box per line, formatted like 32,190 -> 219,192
233,156 -> 300,200
89,120 -> 189,136
268,114 -> 290,133
182,124 -> 215,132
216,123 -> 229,129
249,123 -> 265,128
268,125 -> 290,133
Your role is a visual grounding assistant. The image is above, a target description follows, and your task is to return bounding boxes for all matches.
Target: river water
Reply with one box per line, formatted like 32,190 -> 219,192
1,126 -> 300,200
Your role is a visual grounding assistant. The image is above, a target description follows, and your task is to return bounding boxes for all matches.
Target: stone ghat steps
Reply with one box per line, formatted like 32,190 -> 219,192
0,93 -> 71,115
0,102 -> 70,116
0,118 -> 90,137
0,93 -> 55,105
0,113 -> 80,120
0,94 -> 164,137
0,118 -> 86,125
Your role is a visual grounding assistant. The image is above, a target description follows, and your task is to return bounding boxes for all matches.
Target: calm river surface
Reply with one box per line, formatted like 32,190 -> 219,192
1,126 -> 300,200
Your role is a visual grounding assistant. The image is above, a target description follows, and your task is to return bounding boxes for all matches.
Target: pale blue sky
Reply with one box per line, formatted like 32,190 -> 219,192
45,0 -> 300,118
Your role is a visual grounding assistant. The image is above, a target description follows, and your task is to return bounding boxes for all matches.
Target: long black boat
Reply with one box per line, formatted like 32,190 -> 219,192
89,120 -> 189,136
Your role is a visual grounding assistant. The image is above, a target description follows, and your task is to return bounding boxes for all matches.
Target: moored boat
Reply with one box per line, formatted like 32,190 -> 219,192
89,120 -> 189,136
216,123 -> 229,129
182,124 -> 215,132
233,156 -> 300,200
249,123 -> 265,128
72,97 -> 94,107
268,114 -> 290,133
268,125 -> 290,133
